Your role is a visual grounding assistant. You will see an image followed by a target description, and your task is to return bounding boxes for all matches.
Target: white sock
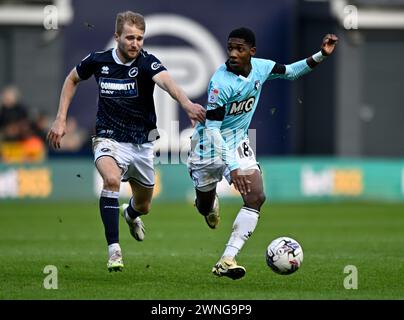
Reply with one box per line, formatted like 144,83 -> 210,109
222,207 -> 259,258
101,189 -> 120,199
108,243 -> 121,257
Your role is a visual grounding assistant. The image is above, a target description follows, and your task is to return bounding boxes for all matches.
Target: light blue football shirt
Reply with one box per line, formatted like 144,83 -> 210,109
190,57 -> 311,170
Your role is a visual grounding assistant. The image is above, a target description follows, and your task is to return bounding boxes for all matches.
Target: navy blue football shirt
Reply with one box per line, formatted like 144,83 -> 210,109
76,48 -> 166,143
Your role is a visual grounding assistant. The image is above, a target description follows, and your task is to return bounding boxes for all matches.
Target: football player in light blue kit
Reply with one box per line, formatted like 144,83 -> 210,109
188,27 -> 338,279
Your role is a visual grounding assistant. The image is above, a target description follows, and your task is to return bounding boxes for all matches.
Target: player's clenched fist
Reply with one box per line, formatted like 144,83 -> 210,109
321,34 -> 338,56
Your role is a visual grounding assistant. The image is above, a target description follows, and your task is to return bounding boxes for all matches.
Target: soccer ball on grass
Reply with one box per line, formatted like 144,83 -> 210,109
266,237 -> 303,275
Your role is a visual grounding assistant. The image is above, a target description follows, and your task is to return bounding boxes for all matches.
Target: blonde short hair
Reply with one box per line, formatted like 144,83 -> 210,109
115,11 -> 145,35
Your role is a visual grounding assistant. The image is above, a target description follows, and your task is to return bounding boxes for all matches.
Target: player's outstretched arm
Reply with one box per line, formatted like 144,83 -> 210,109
306,33 -> 338,68
153,71 -> 205,125
47,68 -> 81,149
270,33 -> 338,80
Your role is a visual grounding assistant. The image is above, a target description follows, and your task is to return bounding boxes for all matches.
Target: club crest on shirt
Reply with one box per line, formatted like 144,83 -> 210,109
128,67 -> 138,77
254,80 -> 261,90
208,88 -> 220,103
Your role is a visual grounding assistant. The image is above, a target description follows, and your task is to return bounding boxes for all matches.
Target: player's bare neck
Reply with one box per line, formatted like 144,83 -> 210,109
227,61 -> 252,78
240,64 -> 252,78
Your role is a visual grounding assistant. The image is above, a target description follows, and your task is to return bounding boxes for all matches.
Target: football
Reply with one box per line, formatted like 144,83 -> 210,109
266,237 -> 304,275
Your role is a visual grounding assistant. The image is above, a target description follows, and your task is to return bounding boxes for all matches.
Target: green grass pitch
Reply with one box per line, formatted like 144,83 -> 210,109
0,201 -> 403,299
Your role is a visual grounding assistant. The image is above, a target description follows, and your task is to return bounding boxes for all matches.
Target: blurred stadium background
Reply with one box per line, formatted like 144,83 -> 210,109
0,0 -> 404,300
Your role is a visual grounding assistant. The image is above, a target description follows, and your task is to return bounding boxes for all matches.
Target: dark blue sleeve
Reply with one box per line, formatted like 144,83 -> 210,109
76,53 -> 97,80
144,54 -> 167,79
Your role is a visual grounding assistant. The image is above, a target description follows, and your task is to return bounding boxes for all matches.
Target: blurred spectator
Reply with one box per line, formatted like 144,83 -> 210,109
0,85 -> 46,163
32,111 -> 52,141
0,85 -> 31,141
0,86 -> 89,161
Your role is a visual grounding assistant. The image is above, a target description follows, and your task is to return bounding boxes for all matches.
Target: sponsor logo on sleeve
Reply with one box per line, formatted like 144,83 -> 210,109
151,62 -> 163,70
208,88 -> 220,103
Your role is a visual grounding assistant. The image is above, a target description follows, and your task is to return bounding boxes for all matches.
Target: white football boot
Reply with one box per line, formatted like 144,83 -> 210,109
120,203 -> 145,241
212,256 -> 246,280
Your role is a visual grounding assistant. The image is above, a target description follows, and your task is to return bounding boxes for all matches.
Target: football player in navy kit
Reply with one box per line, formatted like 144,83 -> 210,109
47,11 -> 205,271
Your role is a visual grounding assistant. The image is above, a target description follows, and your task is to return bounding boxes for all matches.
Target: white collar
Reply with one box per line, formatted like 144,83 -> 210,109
112,48 -> 135,66
238,74 -> 251,82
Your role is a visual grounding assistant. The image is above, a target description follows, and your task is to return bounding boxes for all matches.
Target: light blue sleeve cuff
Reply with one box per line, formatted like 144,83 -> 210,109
284,59 -> 312,80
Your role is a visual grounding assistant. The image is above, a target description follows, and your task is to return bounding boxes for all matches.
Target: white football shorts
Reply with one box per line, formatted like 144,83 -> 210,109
187,137 -> 260,192
92,137 -> 155,188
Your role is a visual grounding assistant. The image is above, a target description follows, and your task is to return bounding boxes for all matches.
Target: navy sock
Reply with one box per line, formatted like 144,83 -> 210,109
126,197 -> 143,219
99,190 -> 120,245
